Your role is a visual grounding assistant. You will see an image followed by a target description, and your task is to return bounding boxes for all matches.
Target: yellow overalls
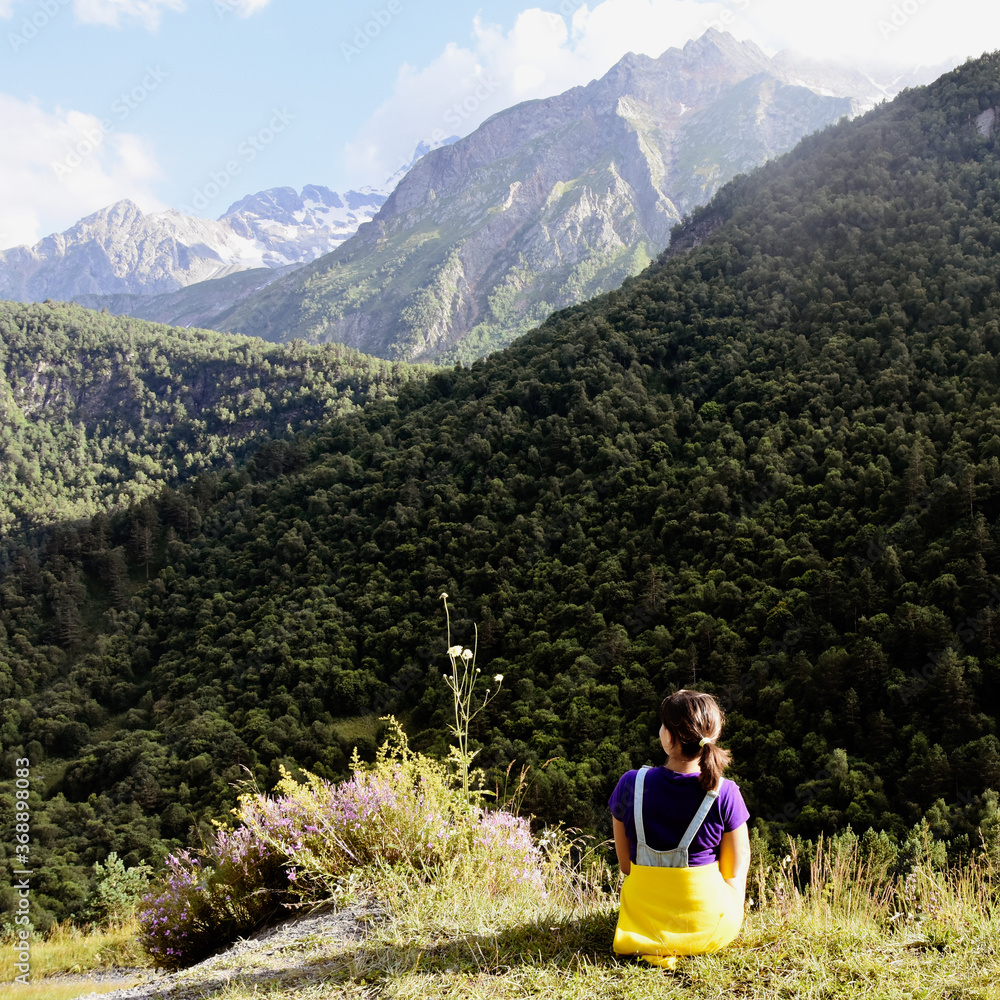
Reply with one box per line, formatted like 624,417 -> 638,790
613,766 -> 744,968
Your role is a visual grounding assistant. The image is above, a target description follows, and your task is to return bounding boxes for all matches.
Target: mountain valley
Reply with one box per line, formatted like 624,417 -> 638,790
2,48 -> 1000,931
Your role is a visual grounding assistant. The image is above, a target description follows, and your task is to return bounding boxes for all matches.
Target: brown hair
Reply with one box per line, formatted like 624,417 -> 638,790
660,689 -> 732,792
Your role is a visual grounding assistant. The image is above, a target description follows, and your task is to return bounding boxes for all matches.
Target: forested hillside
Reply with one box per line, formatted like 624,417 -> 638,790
0,302 -> 423,539
4,52 -> 1000,926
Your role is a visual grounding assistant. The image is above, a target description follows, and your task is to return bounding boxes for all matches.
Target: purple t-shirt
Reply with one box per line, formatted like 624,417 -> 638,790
609,767 -> 749,866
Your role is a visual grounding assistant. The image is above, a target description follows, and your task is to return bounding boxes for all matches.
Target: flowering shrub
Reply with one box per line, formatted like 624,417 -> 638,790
237,721 -> 551,907
466,807 -> 546,897
236,719 -> 471,902
138,825 -> 288,970
140,719 -> 555,969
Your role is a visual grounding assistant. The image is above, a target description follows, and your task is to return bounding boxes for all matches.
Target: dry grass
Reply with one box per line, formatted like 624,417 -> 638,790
12,834 -> 996,1000
0,921 -> 150,998
0,975 -> 144,1000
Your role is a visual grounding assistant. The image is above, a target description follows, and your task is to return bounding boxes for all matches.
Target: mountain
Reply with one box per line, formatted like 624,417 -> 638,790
379,134 -> 461,194
64,148 -> 464,334
5,48 -> 1000,927
219,184 -> 388,261
0,301 -> 422,538
70,265 -> 300,333
183,30 -> 891,363
0,185 -> 387,302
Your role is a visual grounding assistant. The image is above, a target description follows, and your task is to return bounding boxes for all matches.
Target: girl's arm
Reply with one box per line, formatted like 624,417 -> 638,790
719,822 -> 751,901
612,816 -> 631,876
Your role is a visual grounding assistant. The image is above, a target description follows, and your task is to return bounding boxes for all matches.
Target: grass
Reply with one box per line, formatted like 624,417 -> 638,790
0,919 -> 148,981
0,920 -> 148,1000
208,858 -> 1000,1000
331,714 -> 380,747
361,846 -> 1000,999
5,843 -> 998,999
0,978 -> 144,1000
6,728 -> 997,999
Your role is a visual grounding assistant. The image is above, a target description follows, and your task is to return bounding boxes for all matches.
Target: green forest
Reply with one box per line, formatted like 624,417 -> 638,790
0,302 -> 424,540
3,51 -> 1000,928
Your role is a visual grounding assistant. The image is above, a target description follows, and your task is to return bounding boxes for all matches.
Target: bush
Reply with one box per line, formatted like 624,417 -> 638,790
468,808 -> 547,897
90,851 -> 153,925
139,718 -> 561,969
236,718 -> 546,903
138,826 -> 289,970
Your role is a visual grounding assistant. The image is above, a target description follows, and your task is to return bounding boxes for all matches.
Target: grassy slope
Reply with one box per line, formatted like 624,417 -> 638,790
4,864 -> 997,1000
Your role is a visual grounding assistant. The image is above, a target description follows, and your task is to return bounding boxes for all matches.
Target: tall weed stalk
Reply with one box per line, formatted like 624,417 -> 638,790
439,593 -> 503,803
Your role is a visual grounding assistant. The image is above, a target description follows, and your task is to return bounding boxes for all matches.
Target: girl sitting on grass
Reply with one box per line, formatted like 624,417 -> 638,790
609,688 -> 750,969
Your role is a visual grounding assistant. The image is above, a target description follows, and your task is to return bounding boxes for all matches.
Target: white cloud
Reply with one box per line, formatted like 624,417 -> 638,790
692,0 -> 999,70
72,0 -> 186,30
0,93 -> 165,250
227,0 -> 271,16
0,0 -> 269,26
210,0 -> 272,17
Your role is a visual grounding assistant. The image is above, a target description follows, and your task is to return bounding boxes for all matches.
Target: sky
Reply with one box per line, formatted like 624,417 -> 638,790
0,0 -> 998,250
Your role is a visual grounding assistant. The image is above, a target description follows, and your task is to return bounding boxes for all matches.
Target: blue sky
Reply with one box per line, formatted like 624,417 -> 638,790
1,0 -> 998,249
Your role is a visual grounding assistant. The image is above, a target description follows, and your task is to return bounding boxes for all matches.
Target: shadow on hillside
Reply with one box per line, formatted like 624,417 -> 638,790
394,907 -> 625,975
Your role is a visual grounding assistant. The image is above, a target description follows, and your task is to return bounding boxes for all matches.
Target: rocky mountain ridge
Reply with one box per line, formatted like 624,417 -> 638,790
4,32 -> 946,361
0,184 -> 387,302
174,30 -> 906,362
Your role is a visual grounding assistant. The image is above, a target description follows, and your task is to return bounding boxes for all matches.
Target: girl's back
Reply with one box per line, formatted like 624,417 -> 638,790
609,689 -> 751,968
609,766 -> 747,866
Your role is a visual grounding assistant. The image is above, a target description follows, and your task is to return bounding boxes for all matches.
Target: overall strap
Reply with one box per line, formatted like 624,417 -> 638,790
676,782 -> 721,851
632,766 -> 651,851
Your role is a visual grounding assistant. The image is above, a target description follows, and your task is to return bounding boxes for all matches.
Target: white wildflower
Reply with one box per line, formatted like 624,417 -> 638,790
494,673 -> 504,683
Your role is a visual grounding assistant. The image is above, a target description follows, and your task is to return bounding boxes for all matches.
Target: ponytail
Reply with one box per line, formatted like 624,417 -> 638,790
698,740 -> 731,793
660,689 -> 733,792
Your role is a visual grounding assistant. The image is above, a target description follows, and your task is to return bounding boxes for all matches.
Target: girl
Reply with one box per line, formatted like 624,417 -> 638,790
609,689 -> 750,968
